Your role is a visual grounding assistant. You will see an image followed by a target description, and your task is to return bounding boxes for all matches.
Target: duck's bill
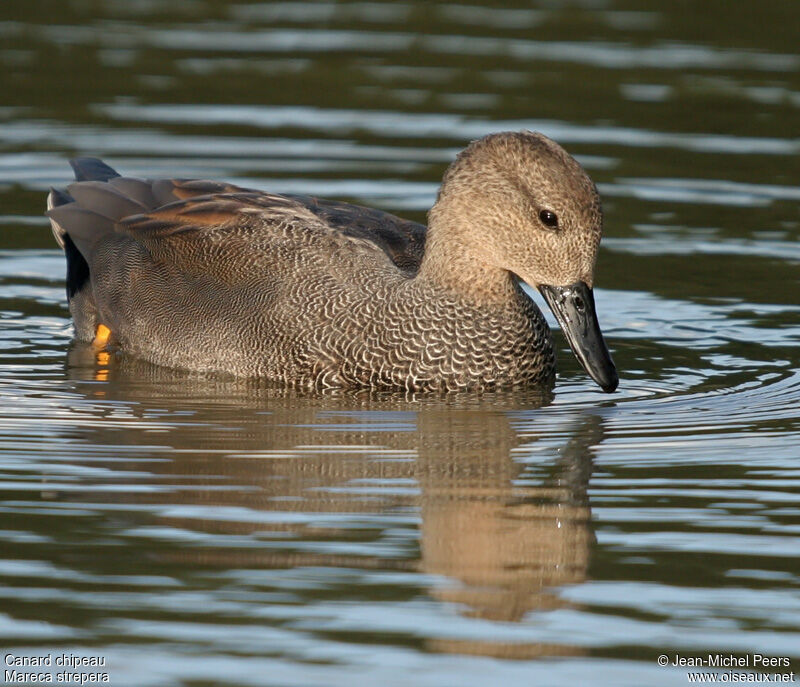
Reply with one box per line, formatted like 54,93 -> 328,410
538,281 -> 619,393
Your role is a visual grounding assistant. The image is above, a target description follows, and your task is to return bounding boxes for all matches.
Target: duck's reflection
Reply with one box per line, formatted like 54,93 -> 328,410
64,346 -> 604,659
417,408 -> 600,658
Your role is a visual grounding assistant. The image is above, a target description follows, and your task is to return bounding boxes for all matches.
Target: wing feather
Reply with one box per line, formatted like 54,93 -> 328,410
52,162 -> 428,289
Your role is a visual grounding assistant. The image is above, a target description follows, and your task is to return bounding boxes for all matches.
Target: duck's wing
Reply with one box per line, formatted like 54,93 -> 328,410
121,174 -> 428,272
286,195 -> 426,273
49,159 -> 428,281
119,183 -> 428,275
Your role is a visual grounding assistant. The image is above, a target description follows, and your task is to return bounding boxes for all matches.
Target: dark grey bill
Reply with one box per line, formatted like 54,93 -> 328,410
538,281 -> 619,393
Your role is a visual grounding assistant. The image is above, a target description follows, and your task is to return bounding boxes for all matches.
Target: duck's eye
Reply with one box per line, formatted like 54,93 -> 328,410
539,209 -> 559,229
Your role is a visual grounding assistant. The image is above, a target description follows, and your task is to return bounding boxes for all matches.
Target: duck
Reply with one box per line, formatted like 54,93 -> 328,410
46,131 -> 618,393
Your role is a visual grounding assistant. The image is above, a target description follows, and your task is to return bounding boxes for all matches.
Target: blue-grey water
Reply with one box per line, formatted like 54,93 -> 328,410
0,1 -> 798,685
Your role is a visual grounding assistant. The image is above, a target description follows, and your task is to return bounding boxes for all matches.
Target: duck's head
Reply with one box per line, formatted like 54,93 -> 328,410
430,131 -> 618,393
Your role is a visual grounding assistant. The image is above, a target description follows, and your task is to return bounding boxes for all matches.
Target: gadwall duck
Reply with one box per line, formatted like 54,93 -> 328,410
47,131 -> 618,392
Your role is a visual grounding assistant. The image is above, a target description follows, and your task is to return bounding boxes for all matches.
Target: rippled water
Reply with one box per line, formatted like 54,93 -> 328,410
1,1 -> 799,685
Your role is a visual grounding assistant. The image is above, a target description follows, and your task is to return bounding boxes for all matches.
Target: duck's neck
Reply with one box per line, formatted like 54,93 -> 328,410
416,203 -> 519,306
